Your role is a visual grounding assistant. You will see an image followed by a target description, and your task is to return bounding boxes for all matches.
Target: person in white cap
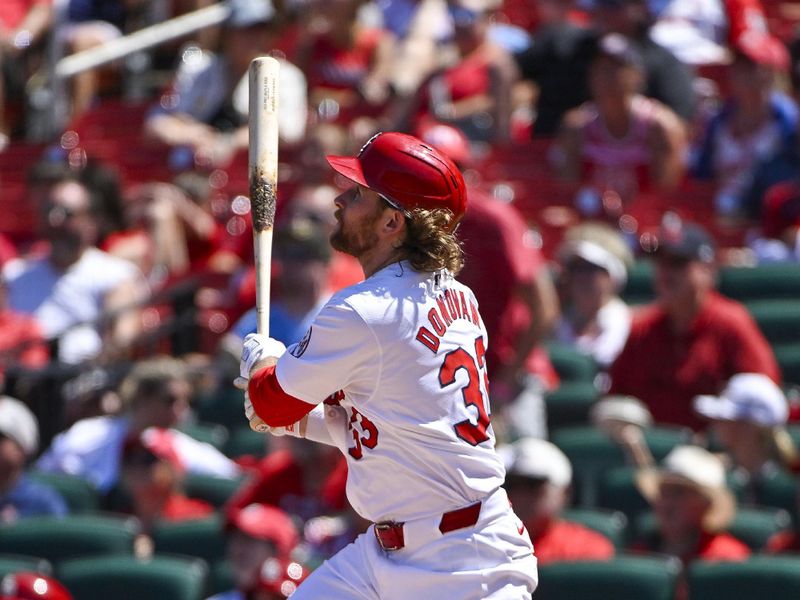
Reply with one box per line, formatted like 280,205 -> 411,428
0,396 -> 67,523
502,437 -> 615,564
554,222 -> 633,368
694,373 -> 798,498
633,445 -> 749,564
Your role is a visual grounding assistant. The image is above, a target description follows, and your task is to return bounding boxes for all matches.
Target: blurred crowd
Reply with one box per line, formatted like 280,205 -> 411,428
1,0 -> 800,598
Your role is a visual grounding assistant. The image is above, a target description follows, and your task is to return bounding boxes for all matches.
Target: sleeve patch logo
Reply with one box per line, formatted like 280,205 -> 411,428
289,327 -> 312,358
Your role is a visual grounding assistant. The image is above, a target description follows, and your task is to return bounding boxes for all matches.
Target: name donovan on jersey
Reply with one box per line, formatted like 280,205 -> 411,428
415,288 -> 481,353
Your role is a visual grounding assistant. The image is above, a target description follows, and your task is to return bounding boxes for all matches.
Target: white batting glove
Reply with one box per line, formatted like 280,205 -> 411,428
240,333 -> 287,380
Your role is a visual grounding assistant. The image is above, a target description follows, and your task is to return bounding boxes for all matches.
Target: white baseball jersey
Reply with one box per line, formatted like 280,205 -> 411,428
275,260 -> 506,523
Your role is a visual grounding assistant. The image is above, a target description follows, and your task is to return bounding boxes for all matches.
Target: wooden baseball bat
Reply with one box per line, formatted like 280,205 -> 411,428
248,56 -> 280,432
249,56 -> 280,335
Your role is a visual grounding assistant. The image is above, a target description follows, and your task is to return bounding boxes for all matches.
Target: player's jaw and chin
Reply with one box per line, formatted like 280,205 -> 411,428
330,189 -> 384,258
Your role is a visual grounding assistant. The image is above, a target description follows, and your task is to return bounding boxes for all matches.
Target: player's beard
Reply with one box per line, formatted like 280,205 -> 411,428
330,210 -> 381,257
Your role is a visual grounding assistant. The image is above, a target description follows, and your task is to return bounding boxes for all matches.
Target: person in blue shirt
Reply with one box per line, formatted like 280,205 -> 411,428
0,396 -> 67,523
228,218 -> 333,347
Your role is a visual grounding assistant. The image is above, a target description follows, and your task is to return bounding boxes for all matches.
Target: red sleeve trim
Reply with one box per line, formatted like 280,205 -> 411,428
248,366 -> 316,427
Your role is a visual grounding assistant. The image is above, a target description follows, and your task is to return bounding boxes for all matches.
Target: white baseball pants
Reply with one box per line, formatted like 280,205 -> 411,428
292,488 -> 538,599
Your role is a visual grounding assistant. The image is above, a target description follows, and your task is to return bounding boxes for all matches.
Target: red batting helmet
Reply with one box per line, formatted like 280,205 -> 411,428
0,573 -> 73,600
326,132 -> 468,222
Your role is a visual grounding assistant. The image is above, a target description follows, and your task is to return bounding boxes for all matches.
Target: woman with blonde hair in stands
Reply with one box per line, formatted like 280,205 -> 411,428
693,373 -> 799,503
554,221 -> 633,368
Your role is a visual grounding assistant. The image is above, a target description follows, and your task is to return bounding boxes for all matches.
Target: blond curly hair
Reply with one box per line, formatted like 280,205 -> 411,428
401,208 -> 465,275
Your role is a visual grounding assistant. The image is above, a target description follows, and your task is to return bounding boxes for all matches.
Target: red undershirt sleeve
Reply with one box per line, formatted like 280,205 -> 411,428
248,365 -> 317,427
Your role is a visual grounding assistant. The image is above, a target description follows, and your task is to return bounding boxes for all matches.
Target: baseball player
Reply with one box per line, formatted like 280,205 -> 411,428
238,132 -> 538,599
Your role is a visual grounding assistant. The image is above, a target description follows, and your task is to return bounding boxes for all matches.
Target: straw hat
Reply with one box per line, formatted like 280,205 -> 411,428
636,445 -> 736,532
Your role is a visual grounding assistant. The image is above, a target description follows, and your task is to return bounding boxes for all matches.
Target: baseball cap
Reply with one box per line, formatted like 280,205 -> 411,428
121,427 -> 184,473
558,222 -> 633,288
227,503 -> 300,559
694,373 -> 788,427
0,396 -> 39,457
762,181 -> 800,240
590,395 -> 653,429
636,445 -> 736,531
593,33 -> 645,70
416,121 -> 472,165
501,438 -> 573,488
227,0 -> 276,28
647,220 -> 716,263
734,31 -> 790,72
0,573 -> 72,600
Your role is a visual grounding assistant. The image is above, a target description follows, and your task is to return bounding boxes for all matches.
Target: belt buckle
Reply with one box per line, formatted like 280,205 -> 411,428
374,521 -> 404,551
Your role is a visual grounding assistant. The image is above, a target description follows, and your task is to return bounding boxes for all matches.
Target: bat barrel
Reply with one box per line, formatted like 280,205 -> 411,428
248,56 -> 280,336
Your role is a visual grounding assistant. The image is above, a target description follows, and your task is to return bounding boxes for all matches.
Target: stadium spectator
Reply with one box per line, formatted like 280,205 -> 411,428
208,503 -> 300,600
516,0 -> 694,139
105,179 -> 220,286
633,445 -> 750,563
0,396 -> 68,523
748,180 -> 800,263
0,272 -> 48,383
0,0 -> 52,147
26,156 -> 126,245
294,0 -> 393,124
280,184 -> 362,291
389,0 -> 516,142
424,122 -> 560,438
692,31 -> 797,219
226,436 -> 348,526
609,219 -> 780,430
693,373 -> 798,502
377,0 -> 454,97
647,0 -> 729,65
62,0 -> 148,118
145,0 -> 307,168
3,174 -> 147,364
554,222 -> 633,368
502,437 -> 616,564
0,572 -> 73,600
36,357 -> 239,493
119,427 -> 214,533
514,0 -> 597,137
553,33 -> 687,205
589,0 -> 695,122
225,218 -> 334,347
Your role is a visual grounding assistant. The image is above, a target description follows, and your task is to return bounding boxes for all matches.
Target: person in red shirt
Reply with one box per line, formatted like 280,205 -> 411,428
502,437 -> 616,564
119,428 -> 214,533
211,503 -> 301,600
294,0 -> 393,123
609,219 -> 780,430
633,445 -> 750,564
419,121 -> 560,439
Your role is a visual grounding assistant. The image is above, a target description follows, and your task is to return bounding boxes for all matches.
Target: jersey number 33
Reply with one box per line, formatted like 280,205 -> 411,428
439,335 -> 491,445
